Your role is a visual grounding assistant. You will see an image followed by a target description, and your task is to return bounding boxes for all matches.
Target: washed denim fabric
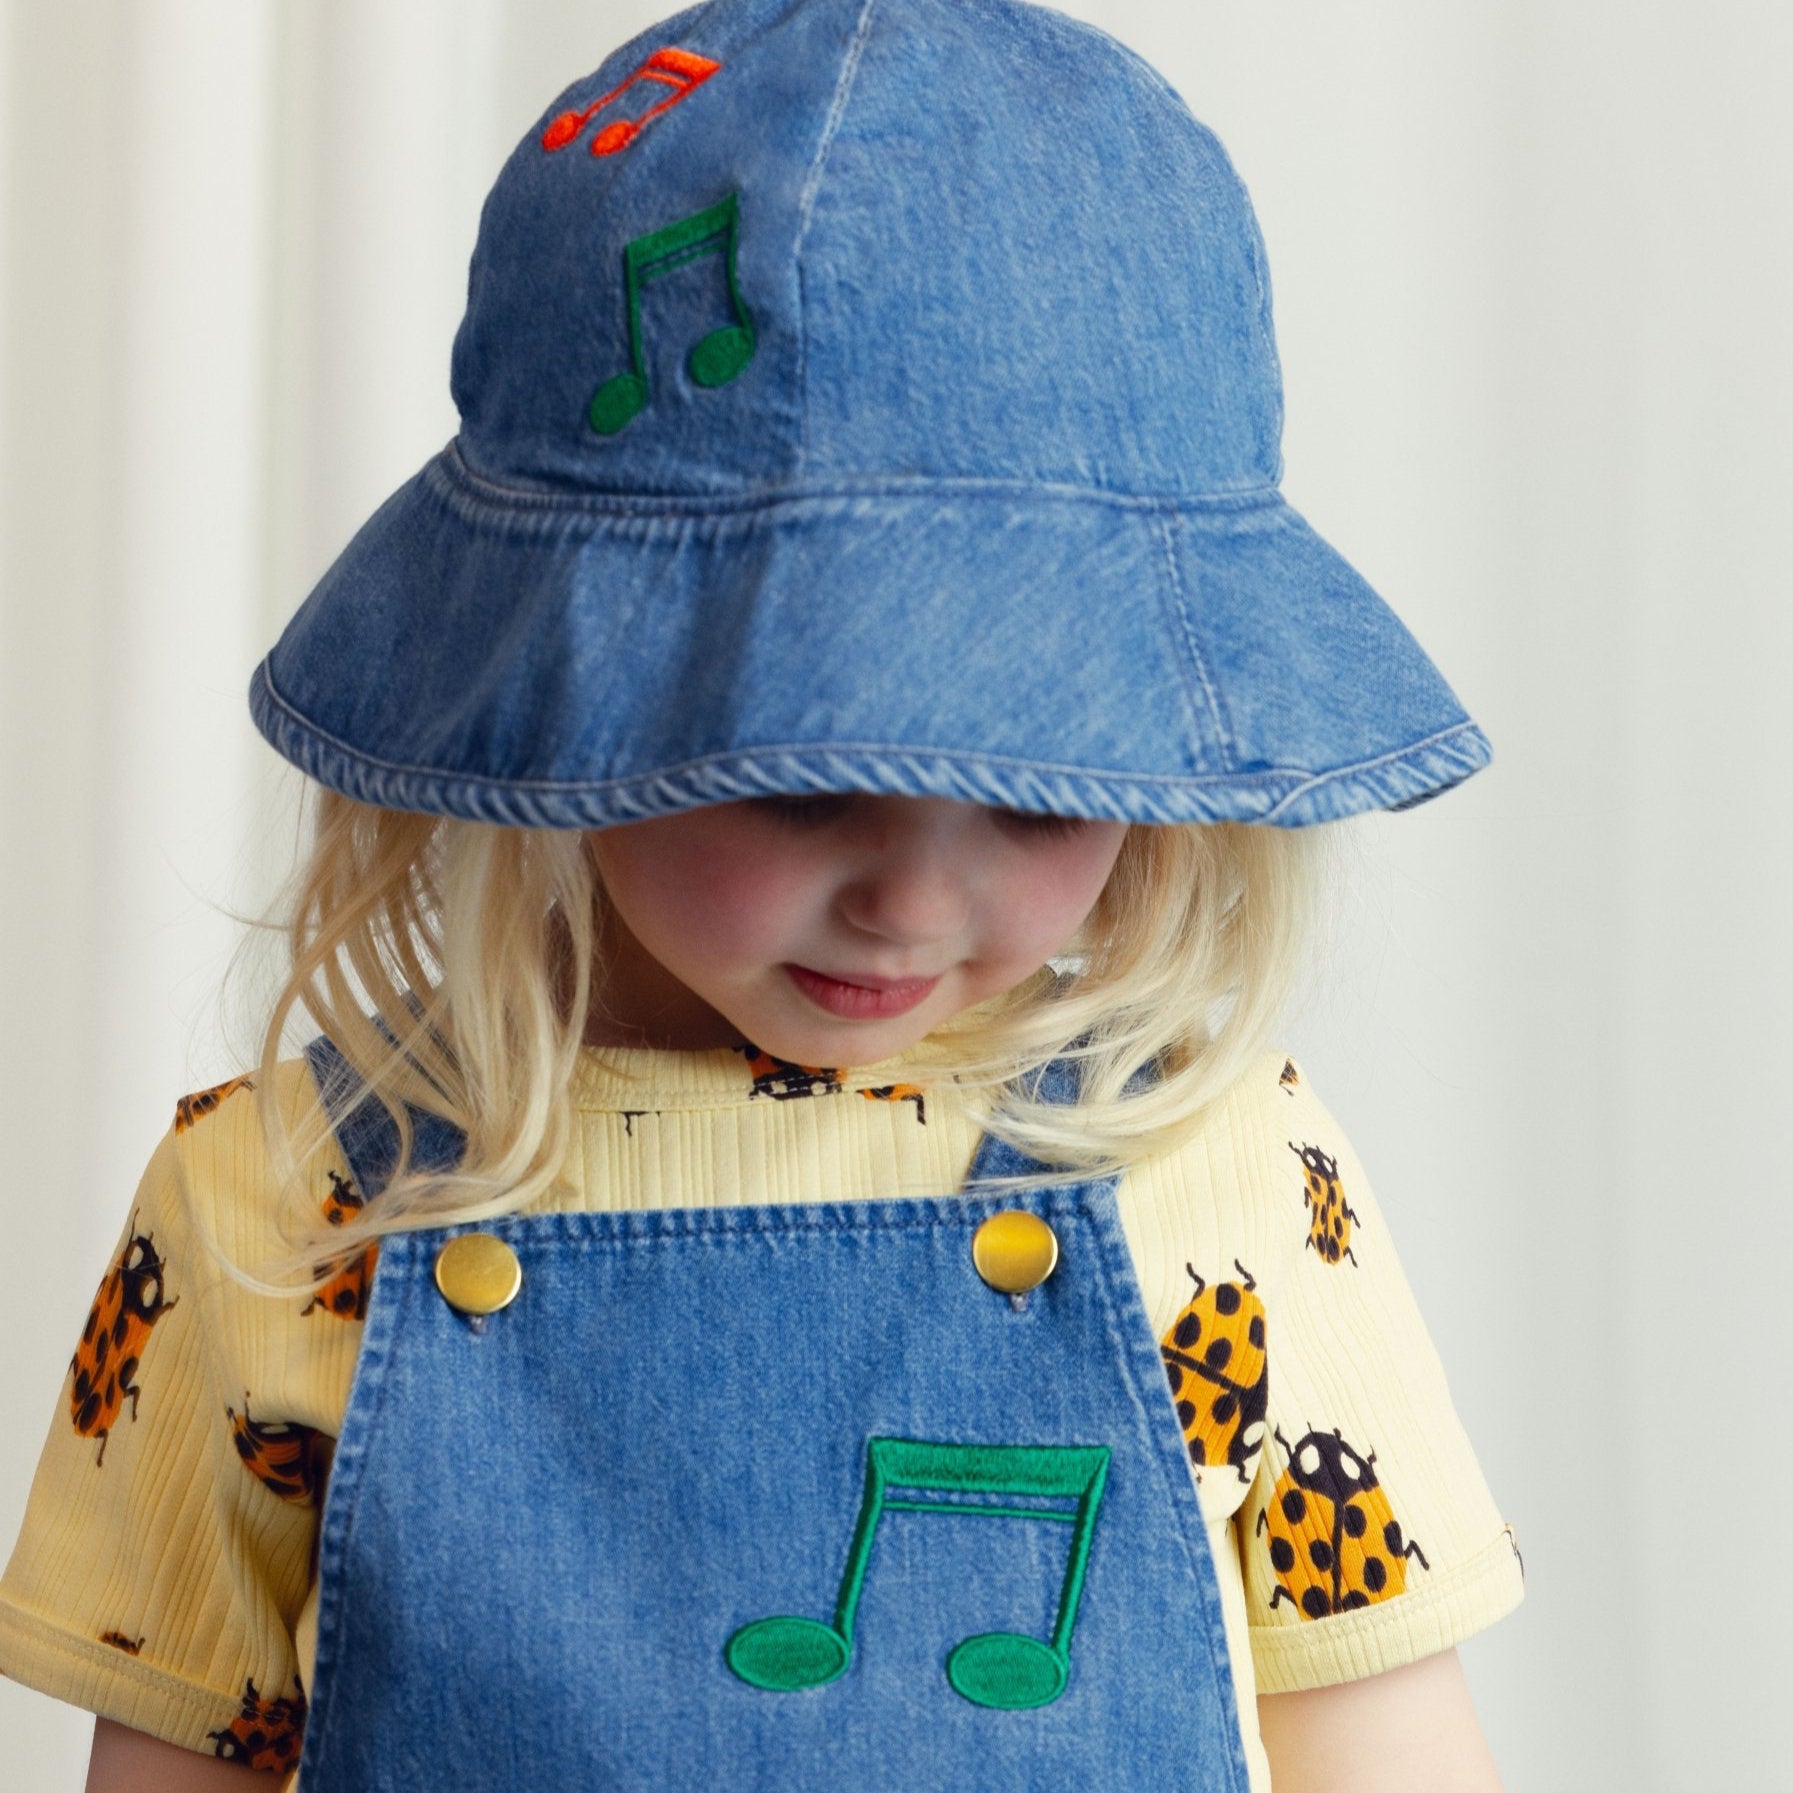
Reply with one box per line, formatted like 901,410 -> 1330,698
298,1043 -> 1250,1789
252,0 -> 1490,828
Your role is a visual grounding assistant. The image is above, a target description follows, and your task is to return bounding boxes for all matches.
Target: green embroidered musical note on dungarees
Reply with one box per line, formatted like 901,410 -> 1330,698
588,192 -> 755,436
725,1437 -> 1111,1710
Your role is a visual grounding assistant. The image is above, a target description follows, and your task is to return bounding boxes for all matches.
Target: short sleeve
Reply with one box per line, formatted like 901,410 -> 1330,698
0,1072 -> 338,1777
1232,1058 -> 1524,1694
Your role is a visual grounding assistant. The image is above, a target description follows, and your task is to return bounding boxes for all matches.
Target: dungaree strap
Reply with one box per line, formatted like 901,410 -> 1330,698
307,1034 -> 1141,1199
304,1034 -> 468,1198
963,1053 -> 1154,1191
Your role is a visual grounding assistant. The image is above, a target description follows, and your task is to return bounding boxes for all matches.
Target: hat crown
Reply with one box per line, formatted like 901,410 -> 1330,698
450,0 -> 1284,499
253,0 -> 1489,834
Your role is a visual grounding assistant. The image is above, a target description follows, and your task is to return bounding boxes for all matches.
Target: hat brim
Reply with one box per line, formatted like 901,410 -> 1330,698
251,444 -> 1489,830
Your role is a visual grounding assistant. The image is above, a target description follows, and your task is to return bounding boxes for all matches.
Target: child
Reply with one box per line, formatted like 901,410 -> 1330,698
0,1 -> 1522,1787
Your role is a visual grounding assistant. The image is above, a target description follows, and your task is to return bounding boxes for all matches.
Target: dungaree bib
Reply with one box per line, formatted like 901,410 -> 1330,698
297,1044 -> 1249,1791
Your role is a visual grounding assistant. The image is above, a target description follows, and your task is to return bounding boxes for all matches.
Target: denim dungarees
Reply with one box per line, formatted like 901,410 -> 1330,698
297,1044 -> 1249,1791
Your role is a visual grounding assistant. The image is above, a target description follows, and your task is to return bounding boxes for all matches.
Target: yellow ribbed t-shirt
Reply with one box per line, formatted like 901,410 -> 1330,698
0,1047 -> 1522,1788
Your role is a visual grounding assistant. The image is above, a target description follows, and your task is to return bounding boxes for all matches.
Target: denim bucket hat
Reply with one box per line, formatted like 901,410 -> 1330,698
250,0 -> 1490,828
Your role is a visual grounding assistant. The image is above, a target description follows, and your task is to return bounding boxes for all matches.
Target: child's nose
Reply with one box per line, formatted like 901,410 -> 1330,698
836,813 -> 971,944
838,859 -> 969,944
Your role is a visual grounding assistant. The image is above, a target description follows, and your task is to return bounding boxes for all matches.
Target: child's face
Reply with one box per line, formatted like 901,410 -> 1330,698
584,796 -> 1129,1063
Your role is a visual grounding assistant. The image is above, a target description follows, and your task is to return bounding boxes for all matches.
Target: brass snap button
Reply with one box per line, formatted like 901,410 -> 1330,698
433,1234 -> 522,1316
972,1211 -> 1059,1295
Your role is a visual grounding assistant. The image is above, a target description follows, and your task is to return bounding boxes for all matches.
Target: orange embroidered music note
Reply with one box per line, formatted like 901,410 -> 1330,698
541,47 -> 722,158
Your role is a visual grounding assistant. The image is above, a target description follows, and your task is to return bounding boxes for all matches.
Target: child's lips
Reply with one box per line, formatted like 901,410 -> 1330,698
786,965 -> 941,1019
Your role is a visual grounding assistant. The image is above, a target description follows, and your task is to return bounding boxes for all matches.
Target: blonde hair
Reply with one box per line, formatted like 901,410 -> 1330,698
255,790 -> 1338,1280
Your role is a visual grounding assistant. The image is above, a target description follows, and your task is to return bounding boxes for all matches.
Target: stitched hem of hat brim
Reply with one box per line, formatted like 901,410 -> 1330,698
431,438 -> 1290,523
250,661 -> 1490,830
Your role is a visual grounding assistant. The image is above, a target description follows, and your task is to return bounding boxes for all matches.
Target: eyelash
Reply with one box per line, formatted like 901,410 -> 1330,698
996,809 -> 1088,840
755,796 -> 1088,841
756,795 -> 852,826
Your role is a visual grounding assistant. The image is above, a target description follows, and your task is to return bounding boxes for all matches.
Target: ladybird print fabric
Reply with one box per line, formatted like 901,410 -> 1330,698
0,1049 -> 1520,1790
1133,1062 -> 1525,1697
0,1072 -> 347,1783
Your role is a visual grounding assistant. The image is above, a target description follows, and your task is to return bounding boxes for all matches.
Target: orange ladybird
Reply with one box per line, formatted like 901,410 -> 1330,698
1289,1140 -> 1360,1266
69,1216 -> 178,1465
738,1045 -> 842,1100
208,1676 -> 307,1773
317,1168 -> 361,1227
228,1394 -> 329,1505
859,1082 -> 927,1124
1255,1425 -> 1427,1618
1159,1261 -> 1269,1485
173,1074 -> 254,1133
302,1171 -> 378,1322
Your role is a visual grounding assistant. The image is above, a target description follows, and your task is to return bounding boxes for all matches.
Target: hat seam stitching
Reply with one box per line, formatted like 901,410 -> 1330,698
254,658 -> 1479,803
792,0 -> 881,480
437,440 -> 1286,519
1151,510 -> 1236,775
1258,722 -> 1485,822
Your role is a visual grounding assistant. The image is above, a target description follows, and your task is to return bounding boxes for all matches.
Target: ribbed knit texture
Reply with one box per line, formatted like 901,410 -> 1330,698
0,1048 -> 1521,1788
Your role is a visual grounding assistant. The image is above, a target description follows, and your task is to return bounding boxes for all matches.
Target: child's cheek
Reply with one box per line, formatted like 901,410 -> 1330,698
669,834 -> 818,967
696,872 -> 810,966
989,837 -> 1124,964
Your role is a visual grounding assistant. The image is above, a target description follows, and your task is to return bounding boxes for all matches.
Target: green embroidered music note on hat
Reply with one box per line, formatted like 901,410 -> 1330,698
589,192 -> 756,436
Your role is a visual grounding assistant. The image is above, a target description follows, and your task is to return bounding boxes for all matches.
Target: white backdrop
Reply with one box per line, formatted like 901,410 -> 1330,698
3,3 -> 1789,1786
